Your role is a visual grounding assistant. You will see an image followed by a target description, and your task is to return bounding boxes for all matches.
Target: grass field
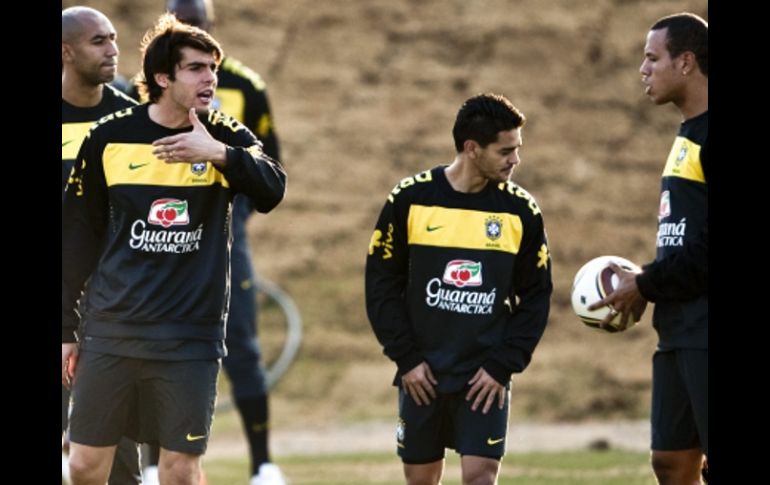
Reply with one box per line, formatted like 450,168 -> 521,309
203,449 -> 656,484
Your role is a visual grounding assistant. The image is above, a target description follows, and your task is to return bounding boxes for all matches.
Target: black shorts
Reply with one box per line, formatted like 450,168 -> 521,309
396,386 -> 510,464
651,349 -> 708,455
69,351 -> 220,455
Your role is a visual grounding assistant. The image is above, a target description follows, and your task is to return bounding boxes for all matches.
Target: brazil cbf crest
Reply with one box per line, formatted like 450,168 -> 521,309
191,162 -> 207,176
396,418 -> 405,444
485,216 -> 502,241
676,143 -> 688,164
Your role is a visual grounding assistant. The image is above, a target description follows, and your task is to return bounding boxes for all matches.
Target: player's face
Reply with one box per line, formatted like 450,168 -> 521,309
475,128 -> 522,184
68,14 -> 119,85
167,47 -> 218,112
639,28 -> 685,105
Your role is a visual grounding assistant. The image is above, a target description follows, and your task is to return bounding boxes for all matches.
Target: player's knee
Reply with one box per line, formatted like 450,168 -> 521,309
68,451 -> 108,484
651,451 -> 701,484
405,476 -> 441,485
651,452 -> 670,475
461,471 -> 497,485
404,462 -> 443,485
160,450 -> 202,485
461,463 -> 498,485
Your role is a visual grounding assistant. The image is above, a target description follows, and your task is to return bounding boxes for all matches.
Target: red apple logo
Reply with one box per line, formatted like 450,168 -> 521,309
147,199 -> 190,228
442,260 -> 483,288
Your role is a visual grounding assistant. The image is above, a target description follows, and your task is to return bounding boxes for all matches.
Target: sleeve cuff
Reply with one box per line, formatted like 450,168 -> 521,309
482,359 -> 514,386
395,352 -> 424,376
62,327 -> 78,344
635,270 -> 657,302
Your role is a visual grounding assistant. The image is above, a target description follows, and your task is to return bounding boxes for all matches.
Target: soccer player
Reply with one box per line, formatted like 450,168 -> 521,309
62,13 -> 286,485
365,93 -> 552,484
130,2 -> 285,483
589,12 -> 708,484
62,6 -> 142,484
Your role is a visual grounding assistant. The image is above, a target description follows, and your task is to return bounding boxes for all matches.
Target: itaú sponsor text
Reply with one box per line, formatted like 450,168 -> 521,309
130,220 -> 203,253
425,278 -> 495,315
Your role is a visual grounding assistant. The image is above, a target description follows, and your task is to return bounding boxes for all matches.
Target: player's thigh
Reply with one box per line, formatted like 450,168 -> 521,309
461,455 -> 501,484
138,359 -> 220,455
228,247 -> 257,341
225,283 -> 257,343
403,460 -> 444,485
397,388 -> 446,464
453,386 -> 510,459
69,351 -> 139,446
651,350 -> 700,451
222,321 -> 266,397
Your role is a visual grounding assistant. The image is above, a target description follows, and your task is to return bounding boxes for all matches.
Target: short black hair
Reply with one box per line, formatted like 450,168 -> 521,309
452,93 -> 525,152
652,13 -> 708,76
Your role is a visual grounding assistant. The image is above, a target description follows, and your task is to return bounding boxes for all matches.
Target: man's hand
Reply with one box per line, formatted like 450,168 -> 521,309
152,108 -> 227,167
588,262 -> 648,330
466,367 -> 506,414
62,343 -> 79,389
401,361 -> 438,406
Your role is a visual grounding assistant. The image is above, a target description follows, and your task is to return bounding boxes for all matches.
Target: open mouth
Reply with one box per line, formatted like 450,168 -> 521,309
197,89 -> 214,104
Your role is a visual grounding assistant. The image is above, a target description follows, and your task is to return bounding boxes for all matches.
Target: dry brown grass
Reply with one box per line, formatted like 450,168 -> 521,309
63,0 -> 707,428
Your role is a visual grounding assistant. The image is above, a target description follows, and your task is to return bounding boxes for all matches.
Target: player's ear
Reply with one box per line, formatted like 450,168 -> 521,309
678,51 -> 696,76
464,140 -> 479,158
155,72 -> 170,89
61,44 -> 74,64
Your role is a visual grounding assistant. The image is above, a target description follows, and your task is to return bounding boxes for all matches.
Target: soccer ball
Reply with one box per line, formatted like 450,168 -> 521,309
571,255 -> 641,332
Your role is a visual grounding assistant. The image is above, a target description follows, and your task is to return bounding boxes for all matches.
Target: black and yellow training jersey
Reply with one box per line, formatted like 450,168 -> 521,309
62,84 -> 138,191
61,104 -> 287,360
366,166 -> 553,392
637,111 -> 708,350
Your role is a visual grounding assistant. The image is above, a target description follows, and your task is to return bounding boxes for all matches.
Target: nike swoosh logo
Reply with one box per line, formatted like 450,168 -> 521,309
186,433 -> 207,441
62,140 -> 73,148
129,163 -> 149,170
426,225 -> 443,232
487,437 -> 505,445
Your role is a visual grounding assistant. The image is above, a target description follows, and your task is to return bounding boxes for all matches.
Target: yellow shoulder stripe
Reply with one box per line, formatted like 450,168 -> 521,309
215,88 -> 246,123
407,205 -> 522,254
662,136 -> 705,183
62,122 -> 94,160
222,57 -> 266,91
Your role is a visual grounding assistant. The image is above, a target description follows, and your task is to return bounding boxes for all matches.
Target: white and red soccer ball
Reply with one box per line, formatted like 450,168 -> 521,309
570,255 -> 641,333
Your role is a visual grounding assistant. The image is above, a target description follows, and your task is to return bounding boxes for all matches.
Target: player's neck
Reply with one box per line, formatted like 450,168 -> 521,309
445,157 -> 489,194
677,77 -> 708,121
62,74 -> 104,108
148,100 -> 192,129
